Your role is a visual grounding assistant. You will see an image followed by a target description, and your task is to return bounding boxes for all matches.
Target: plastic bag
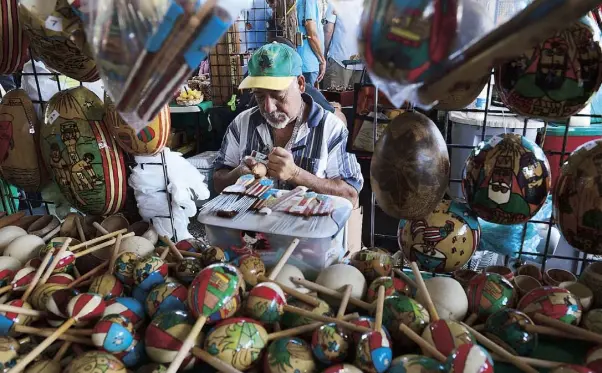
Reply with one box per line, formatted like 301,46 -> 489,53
81,0 -> 252,132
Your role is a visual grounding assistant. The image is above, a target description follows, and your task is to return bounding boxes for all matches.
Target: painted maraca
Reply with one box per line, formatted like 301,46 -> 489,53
89,274 -> 124,300
446,344 -> 494,373
237,254 -> 265,287
264,337 -> 316,373
483,308 -> 538,356
517,286 -> 582,325
389,355 -> 445,373
311,285 -> 353,364
145,282 -> 188,318
382,295 -> 430,344
321,365 -> 363,373
421,319 -> 475,357
104,297 -> 146,329
114,252 -> 140,286
245,282 -> 287,324
65,351 -> 126,373
92,314 -> 135,353
465,272 -> 515,324
366,276 -> 412,303
115,332 -> 146,368
355,287 -> 392,373
133,255 -> 169,302
175,258 -> 202,284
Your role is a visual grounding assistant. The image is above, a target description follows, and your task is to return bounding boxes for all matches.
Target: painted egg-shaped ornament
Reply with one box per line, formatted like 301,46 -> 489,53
92,314 -> 135,353
206,292 -> 242,325
349,317 -> 393,345
349,249 -> 392,283
136,364 -> 167,373
0,299 -> 36,327
238,253 -> 266,287
47,273 -> 74,285
29,283 -> 68,311
0,336 -> 19,371
517,286 -> 582,325
0,0 -> 29,75
434,75 -> 490,111
585,346 -> 602,373
367,276 -> 412,303
65,351 -> 126,373
40,87 -> 126,215
114,252 -> 140,286
200,246 -> 230,267
24,359 -> 61,373
389,355 -> 445,373
263,337 -> 316,373
382,295 -> 430,344
321,364 -> 363,373
115,332 -> 146,368
446,344 -> 494,373
495,18 -> 602,121
466,273 -> 515,321
359,0 -> 460,84
549,365 -> 596,373
371,112 -> 450,220
145,282 -> 188,318
145,310 -> 201,369
554,139 -> 602,255
89,274 -> 124,300
311,323 -> 350,364
399,199 -> 480,273
176,238 -> 209,253
67,293 -> 106,321
19,0 -> 98,82
205,317 -> 269,371
175,257 -> 202,284
11,266 -> 36,291
188,264 -> 242,322
281,297 -> 333,329
0,89 -> 46,192
245,282 -> 286,324
484,308 -> 538,356
355,330 -> 392,373
105,96 -> 170,156
104,297 -> 145,329
421,319 -> 475,357
134,256 -> 168,291
463,133 -> 551,225
583,309 -> 602,334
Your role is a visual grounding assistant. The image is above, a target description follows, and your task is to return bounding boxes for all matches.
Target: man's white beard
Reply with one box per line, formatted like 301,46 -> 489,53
262,109 -> 292,129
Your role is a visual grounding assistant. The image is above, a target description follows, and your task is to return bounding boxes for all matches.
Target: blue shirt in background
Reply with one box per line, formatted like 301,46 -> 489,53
242,0 -> 272,51
297,0 -> 325,74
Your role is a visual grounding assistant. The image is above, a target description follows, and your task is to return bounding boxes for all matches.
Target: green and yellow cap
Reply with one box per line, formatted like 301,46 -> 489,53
239,42 -> 303,91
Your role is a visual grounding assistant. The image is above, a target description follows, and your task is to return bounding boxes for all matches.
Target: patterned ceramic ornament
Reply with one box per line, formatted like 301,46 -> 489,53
421,319 -> 475,356
92,314 -> 135,353
446,344 -> 494,373
145,310 -> 201,369
238,254 -> 265,287
586,346 -> 602,373
495,18 -> 602,121
40,87 -> 126,215
263,337 -> 316,373
382,295 -> 430,343
89,274 -> 124,300
349,249 -> 392,283
105,96 -> 170,156
367,276 -> 412,303
134,256 -> 168,292
517,286 -> 582,325
359,0 -> 460,84
389,354 -> 445,373
245,282 -> 286,324
466,273 -> 515,321
399,199 -> 480,273
355,330 -> 392,373
115,332 -> 146,368
554,139 -> 602,255
483,308 -> 538,356
103,297 -> 145,329
205,317 -> 269,371
188,263 -> 242,321
0,299 -> 35,327
349,317 -> 393,345
145,282 -> 188,318
0,89 -> 47,192
583,309 -> 602,334
311,323 -> 350,364
322,364 -> 363,373
463,133 -> 551,225
281,298 -> 333,329
19,0 -> 98,82
65,351 -> 126,373
549,365 -> 596,373
114,252 -> 140,286
175,257 -> 202,284
0,0 -> 29,74
0,336 -> 19,372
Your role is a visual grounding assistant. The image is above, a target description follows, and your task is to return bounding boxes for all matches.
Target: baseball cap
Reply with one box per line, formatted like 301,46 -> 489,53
238,42 -> 303,91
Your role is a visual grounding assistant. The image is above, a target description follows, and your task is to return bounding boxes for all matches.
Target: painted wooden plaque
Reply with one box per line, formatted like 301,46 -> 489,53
0,0 -> 29,74
0,89 -> 47,192
40,86 -> 126,216
105,95 -> 170,156
19,0 -> 99,82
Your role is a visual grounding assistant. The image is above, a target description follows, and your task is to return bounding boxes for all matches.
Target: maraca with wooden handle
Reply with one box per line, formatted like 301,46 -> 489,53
465,272 -> 515,325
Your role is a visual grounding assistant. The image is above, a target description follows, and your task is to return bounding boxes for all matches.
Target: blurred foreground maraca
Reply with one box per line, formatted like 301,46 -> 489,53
465,272 -> 515,325
446,344 -> 494,373
264,337 -> 316,373
65,351 -> 126,373
388,355 -> 445,373
483,308 -> 538,356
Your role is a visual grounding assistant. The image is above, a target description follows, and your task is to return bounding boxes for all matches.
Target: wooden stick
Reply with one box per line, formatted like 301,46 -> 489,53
519,322 -> 595,342
70,229 -> 128,251
399,324 -> 447,363
109,234 -> 123,274
268,238 -> 300,280
39,238 -> 72,286
14,325 -> 93,345
93,222 -> 110,235
21,248 -> 54,303
465,313 -> 478,326
393,268 -> 418,289
159,236 -> 185,262
42,226 -> 61,243
290,277 -> 373,310
337,285 -> 353,320
533,313 -> 602,345
267,313 -> 360,341
75,216 -> 86,242
490,353 -> 563,369
74,232 -> 134,258
0,304 -> 45,317
54,341 -> 71,362
283,305 -> 371,333
165,316 -> 207,373
192,347 -> 243,373
0,285 -> 11,296
374,285 -> 385,332
461,322 -> 539,373
66,261 -> 109,289
257,275 -> 320,307
73,266 -> 81,279
410,262 -> 439,321
8,318 -> 77,373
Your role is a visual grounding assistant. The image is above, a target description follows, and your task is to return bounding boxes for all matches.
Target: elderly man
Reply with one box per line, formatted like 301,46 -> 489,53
213,42 -> 363,205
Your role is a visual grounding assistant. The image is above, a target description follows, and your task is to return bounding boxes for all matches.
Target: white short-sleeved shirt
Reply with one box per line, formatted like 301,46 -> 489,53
325,1 -> 363,71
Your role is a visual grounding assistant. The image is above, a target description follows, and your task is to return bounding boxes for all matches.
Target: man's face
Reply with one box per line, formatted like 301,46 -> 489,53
489,168 -> 512,204
254,77 -> 305,129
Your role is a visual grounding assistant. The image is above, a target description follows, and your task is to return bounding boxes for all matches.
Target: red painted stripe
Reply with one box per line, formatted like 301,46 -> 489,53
90,121 -> 111,214
102,121 -> 121,215
103,120 -> 126,213
8,0 -> 19,73
431,321 -> 456,356
0,0 -> 10,73
453,344 -> 471,373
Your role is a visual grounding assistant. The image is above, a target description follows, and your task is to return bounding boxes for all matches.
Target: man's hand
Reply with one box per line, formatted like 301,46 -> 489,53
235,156 -> 257,177
317,61 -> 326,83
267,147 -> 299,181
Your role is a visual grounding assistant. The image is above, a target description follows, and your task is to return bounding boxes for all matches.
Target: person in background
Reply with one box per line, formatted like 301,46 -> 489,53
323,1 -> 364,89
243,0 -> 273,51
296,0 -> 327,86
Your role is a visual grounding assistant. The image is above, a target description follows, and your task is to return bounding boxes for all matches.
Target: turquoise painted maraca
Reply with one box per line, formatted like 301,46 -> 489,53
92,314 -> 135,353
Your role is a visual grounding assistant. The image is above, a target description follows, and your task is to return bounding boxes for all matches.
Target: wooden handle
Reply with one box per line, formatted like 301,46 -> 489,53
165,316 -> 207,373
8,318 -> 77,373
490,353 -> 563,369
336,285 -> 353,320
39,238 -> 73,286
258,275 -> 320,307
42,226 -> 61,243
533,313 -> 602,345
0,212 -> 25,229
21,248 -> 55,303
283,305 -> 370,334
393,268 -> 418,289
267,312 -> 360,341
93,222 -> 110,235
192,346 -> 243,373
398,324 -> 447,363
410,262 -> 439,321
520,322 -> 596,342
75,216 -> 86,242
14,324 -> 93,345
290,277 -> 373,311
159,236 -> 185,262
0,304 -> 45,317
461,322 -> 539,373
465,313 -> 478,326
74,232 -> 134,258
267,238 -> 300,280
66,261 -> 109,289
0,285 -> 12,296
54,341 -> 71,362
374,285 -> 385,332
109,233 -> 123,274
70,228 -> 128,251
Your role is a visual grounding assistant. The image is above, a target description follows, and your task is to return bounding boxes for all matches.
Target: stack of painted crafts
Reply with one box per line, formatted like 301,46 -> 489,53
0,216 -> 599,373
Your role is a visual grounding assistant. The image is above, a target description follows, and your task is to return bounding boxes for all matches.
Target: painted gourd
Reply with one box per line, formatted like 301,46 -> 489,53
389,355 -> 445,373
105,95 -> 170,156
0,89 -> 47,192
263,337 -> 316,373
40,86 -> 126,216
483,308 -> 537,356
466,273 -> 515,321
65,351 -> 126,373
446,344 -> 494,373
463,133 -> 551,225
382,295 -> 430,344
517,286 -> 582,325
399,199 -> 480,273
0,0 -> 29,74
19,0 -> 98,82
421,319 -> 475,357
